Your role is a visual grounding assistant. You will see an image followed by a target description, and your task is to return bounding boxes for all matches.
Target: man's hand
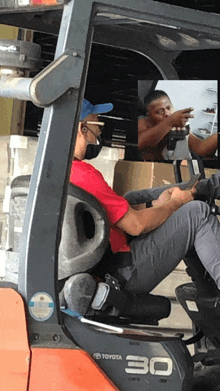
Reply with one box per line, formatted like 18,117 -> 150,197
170,186 -> 196,207
153,186 -> 196,208
152,188 -> 173,207
168,108 -> 194,129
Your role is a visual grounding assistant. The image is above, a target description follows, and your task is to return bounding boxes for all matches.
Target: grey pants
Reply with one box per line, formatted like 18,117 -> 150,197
123,181 -> 220,294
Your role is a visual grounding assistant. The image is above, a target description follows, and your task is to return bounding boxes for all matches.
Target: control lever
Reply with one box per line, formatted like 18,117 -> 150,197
167,123 -> 190,151
179,174 -> 201,190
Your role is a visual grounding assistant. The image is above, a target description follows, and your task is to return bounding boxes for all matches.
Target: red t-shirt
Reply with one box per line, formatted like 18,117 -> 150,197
70,160 -> 131,253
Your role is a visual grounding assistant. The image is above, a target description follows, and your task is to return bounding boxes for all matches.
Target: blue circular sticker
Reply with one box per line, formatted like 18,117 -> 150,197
29,292 -> 54,321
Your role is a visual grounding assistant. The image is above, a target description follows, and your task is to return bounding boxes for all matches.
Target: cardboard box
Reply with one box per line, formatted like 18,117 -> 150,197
113,160 -> 218,195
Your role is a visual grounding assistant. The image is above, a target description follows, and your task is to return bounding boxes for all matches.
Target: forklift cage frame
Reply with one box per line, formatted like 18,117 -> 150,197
0,0 -> 219,344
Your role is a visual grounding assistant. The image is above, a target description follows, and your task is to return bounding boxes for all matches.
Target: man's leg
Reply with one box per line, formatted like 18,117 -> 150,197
124,184 -> 172,205
124,171 -> 220,206
122,200 -> 220,294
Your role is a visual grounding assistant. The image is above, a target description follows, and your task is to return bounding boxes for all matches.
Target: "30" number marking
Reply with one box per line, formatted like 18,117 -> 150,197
125,355 -> 173,376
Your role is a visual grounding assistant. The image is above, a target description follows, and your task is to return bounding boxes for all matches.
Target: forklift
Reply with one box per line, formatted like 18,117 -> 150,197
0,0 -> 220,390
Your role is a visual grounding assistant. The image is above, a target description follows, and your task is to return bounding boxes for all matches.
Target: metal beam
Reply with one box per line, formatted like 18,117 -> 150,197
18,0 -> 95,339
94,0 -> 220,37
0,0 -> 219,38
93,26 -> 179,79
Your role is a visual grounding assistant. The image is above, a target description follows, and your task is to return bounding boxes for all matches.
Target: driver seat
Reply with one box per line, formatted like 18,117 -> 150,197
7,175 -> 170,324
58,183 -> 171,324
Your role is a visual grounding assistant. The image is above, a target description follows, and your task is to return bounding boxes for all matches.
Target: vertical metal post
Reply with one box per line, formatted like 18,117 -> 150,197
18,0 -> 96,337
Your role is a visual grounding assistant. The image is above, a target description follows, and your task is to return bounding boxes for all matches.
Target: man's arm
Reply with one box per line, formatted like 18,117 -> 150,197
138,117 -> 173,149
138,108 -> 194,150
116,187 -> 195,236
189,133 -> 217,157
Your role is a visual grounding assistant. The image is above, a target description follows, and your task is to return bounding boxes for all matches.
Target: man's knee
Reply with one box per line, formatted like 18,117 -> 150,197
189,199 -> 209,212
183,200 -> 210,221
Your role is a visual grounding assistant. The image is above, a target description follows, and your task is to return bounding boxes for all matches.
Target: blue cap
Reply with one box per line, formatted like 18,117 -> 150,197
80,99 -> 113,120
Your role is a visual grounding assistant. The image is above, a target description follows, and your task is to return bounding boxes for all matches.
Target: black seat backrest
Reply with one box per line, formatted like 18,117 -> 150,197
58,184 -> 109,280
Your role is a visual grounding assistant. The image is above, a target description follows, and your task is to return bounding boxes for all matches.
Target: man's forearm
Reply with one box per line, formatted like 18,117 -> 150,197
118,188 -> 195,236
138,198 -> 182,234
189,133 -> 217,157
117,197 -> 182,236
200,134 -> 217,157
138,118 -> 173,149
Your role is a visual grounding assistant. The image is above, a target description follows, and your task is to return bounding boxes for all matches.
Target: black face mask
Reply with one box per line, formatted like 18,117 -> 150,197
84,136 -> 103,160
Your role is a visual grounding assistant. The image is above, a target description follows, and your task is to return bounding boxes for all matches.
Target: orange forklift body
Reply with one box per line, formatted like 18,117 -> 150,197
29,348 -> 118,391
0,288 -> 30,391
0,288 -> 118,391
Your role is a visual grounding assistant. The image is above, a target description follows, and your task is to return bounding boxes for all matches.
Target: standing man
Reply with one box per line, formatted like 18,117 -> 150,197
138,90 -> 218,161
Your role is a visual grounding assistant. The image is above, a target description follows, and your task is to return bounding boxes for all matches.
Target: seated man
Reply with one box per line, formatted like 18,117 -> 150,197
138,90 -> 218,161
70,99 -> 220,300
